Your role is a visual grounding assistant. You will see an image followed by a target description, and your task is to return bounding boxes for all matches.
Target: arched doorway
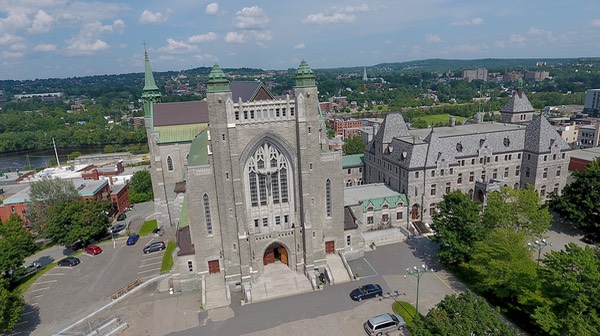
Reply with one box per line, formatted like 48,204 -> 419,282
477,190 -> 485,203
263,242 -> 288,266
411,204 -> 420,220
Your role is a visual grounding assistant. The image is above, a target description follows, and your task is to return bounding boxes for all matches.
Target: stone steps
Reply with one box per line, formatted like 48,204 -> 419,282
204,274 -> 229,309
326,254 -> 351,284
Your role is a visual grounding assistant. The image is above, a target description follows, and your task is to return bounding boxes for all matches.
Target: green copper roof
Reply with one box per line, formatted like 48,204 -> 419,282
179,196 -> 189,229
155,124 -> 208,144
188,129 -> 210,166
143,51 -> 159,92
207,64 -> 230,93
294,60 -> 316,88
515,78 -> 524,90
362,194 -> 408,212
342,154 -> 365,168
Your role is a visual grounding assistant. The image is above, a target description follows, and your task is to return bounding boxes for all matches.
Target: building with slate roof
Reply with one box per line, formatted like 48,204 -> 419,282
342,154 -> 365,187
365,87 -> 571,223
143,55 -> 348,302
500,78 -> 537,123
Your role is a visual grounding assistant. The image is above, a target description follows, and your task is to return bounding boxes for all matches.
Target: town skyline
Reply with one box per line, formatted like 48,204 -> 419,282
1,1 -> 600,80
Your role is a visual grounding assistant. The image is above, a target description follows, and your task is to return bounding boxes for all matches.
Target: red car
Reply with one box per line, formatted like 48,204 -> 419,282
84,245 -> 103,255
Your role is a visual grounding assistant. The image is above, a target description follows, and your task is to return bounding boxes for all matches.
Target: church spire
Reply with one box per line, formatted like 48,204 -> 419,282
294,60 -> 316,88
141,50 -> 161,119
207,64 -> 230,93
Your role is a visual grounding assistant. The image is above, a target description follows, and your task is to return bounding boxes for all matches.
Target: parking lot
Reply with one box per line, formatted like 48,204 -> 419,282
16,231 -> 167,336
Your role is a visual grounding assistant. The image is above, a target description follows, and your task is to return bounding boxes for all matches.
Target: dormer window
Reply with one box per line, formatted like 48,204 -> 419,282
456,143 -> 463,152
504,137 -> 510,147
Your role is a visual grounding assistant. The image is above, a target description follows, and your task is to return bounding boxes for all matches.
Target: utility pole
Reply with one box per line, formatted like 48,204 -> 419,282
405,264 -> 429,314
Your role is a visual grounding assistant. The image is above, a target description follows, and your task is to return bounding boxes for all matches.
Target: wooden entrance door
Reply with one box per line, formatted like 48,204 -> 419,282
325,240 -> 335,254
263,249 -> 274,265
279,247 -> 288,265
208,260 -> 220,274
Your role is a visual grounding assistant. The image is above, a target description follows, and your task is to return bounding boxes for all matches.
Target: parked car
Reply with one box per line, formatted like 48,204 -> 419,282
152,228 -> 164,237
582,232 -> 600,245
110,223 -> 127,234
117,213 -> 127,221
127,234 -> 140,246
58,257 -> 80,267
84,245 -> 103,255
350,283 -> 383,301
363,313 -> 406,335
143,241 -> 166,254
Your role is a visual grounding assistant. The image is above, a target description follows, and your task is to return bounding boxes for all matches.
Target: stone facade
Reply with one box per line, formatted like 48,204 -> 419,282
142,58 -> 348,296
365,98 -> 571,223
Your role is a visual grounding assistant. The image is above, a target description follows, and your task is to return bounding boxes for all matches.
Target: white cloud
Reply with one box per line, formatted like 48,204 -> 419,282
450,17 -> 483,26
29,10 -> 54,33
66,38 -> 109,55
425,34 -> 442,43
303,13 -> 355,25
494,40 -> 506,48
224,31 -> 245,43
157,38 -> 197,54
332,4 -> 371,13
0,34 -> 24,45
509,33 -> 526,44
10,43 -> 26,50
138,10 -> 169,24
2,51 -> 24,59
205,3 -> 219,16
591,19 -> 600,27
0,13 -> 30,33
250,30 -> 272,43
233,6 -> 269,30
527,27 -> 556,42
34,43 -> 58,52
294,43 -> 305,50
194,53 -> 218,63
187,32 -> 218,43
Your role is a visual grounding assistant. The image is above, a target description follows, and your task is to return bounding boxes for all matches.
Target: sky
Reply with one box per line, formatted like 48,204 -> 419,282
1,0 -> 600,80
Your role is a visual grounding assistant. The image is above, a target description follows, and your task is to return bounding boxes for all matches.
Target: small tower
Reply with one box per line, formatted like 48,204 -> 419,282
363,66 -> 368,82
500,78 -> 536,124
142,51 -> 161,123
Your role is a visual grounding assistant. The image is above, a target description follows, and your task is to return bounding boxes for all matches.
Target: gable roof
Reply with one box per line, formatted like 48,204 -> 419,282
230,81 -> 275,102
153,101 -> 209,127
373,113 -> 410,144
342,154 -> 364,168
524,115 -> 572,153
187,129 -> 211,166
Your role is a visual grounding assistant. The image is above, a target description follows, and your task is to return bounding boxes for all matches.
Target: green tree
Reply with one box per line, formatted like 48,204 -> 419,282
342,136 -> 365,155
129,170 -> 153,203
430,190 -> 485,265
483,185 -> 551,239
45,199 -> 110,246
0,282 -> 24,333
26,177 -> 79,235
532,243 -> 600,335
468,228 -> 538,301
0,214 -> 35,285
549,157 -> 600,230
411,291 -> 517,336
67,151 -> 82,161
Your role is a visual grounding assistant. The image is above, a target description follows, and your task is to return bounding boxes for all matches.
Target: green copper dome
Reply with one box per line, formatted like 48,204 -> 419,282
294,60 -> 316,88
207,64 -> 230,93
515,78 -> 524,90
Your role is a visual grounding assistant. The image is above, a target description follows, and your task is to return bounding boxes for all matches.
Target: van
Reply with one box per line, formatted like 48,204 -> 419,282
363,313 -> 406,335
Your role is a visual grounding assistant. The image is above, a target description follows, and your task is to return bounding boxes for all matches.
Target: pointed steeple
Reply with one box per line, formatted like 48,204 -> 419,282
207,64 -> 230,93
294,60 -> 316,88
141,51 -> 161,119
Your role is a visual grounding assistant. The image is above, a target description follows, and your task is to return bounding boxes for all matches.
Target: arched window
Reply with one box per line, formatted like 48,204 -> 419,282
326,179 -> 332,217
203,194 -> 212,235
167,156 -> 174,171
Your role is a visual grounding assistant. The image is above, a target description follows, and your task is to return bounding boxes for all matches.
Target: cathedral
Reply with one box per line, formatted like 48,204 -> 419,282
142,53 -> 347,300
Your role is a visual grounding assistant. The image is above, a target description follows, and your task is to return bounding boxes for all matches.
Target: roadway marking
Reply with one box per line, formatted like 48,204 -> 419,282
15,321 -> 28,326
30,287 -> 50,292
20,311 -> 35,316
433,272 -> 458,294
32,280 -> 57,285
139,261 -> 161,268
137,268 -> 159,275
359,258 -> 379,279
33,294 -> 44,299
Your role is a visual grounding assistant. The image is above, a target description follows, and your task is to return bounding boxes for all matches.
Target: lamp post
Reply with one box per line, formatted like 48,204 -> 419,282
404,264 -> 428,314
528,239 -> 551,268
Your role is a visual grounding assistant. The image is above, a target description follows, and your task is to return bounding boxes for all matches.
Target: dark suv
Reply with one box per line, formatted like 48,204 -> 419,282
143,241 -> 166,254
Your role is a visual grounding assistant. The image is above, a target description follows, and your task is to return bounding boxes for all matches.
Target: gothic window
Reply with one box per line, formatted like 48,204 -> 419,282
167,156 -> 174,171
526,167 -> 530,178
326,179 -> 332,217
203,194 -> 212,235
556,167 -> 561,177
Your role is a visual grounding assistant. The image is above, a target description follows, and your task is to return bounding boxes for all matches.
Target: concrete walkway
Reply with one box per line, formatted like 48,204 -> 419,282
249,263 -> 314,303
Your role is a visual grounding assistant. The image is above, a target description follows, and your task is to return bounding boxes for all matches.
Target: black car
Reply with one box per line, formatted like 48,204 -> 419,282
110,223 -> 127,234
152,228 -> 164,237
143,241 -> 166,254
117,213 -> 127,221
350,283 -> 383,301
582,232 -> 600,245
58,257 -> 80,267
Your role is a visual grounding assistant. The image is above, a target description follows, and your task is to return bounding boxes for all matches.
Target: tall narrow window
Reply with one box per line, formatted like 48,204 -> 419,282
167,156 -> 174,171
326,179 -> 332,217
280,168 -> 288,202
249,172 -> 258,206
203,194 -> 212,235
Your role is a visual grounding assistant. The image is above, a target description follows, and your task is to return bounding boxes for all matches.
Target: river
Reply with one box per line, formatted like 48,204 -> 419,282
0,147 -> 104,172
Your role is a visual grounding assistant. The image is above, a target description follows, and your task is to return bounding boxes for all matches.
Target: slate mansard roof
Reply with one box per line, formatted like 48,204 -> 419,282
368,113 -> 570,170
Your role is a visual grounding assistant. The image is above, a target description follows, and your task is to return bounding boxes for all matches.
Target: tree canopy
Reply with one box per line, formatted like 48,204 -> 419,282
45,199 -> 110,247
0,283 -> 24,333
430,190 -> 485,265
411,291 -> 517,336
342,136 -> 365,155
0,214 -> 35,285
549,157 -> 600,230
129,170 -> 153,203
26,177 -> 79,234
483,185 -> 551,238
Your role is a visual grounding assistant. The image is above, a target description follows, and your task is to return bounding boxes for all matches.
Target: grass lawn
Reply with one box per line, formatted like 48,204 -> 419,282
139,219 -> 157,236
413,113 -> 467,126
160,241 -> 176,274
392,301 -> 419,329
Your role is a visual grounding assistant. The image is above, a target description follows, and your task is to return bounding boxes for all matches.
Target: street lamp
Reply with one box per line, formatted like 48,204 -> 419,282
528,239 -> 551,268
404,264 -> 428,314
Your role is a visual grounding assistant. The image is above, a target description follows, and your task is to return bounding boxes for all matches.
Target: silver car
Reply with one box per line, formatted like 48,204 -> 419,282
363,313 -> 406,335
